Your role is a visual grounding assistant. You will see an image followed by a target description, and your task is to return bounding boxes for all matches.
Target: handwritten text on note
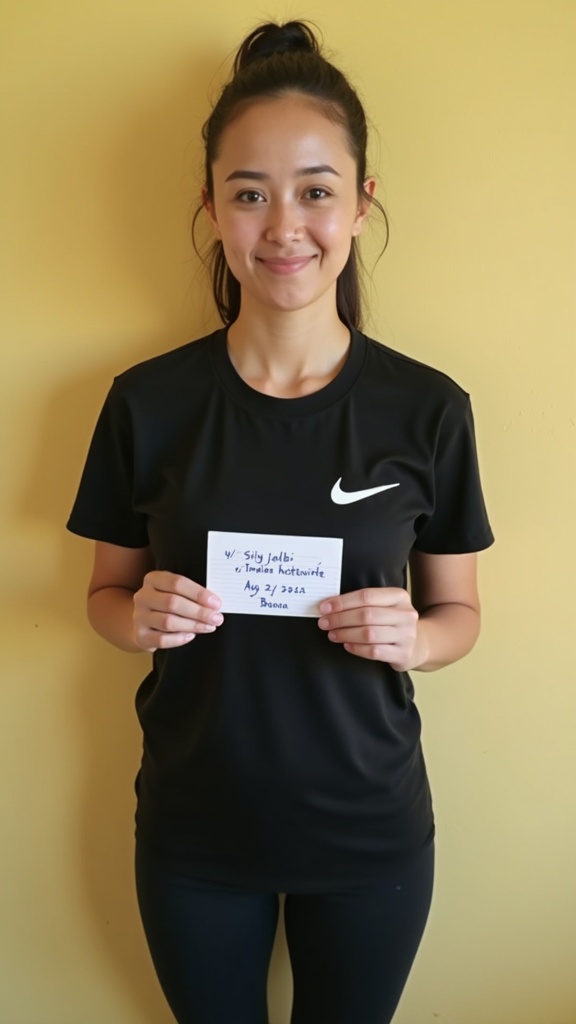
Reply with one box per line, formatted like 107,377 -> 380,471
206,531 -> 343,616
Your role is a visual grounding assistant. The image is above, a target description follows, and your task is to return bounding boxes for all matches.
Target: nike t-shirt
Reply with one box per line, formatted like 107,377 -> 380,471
67,329 -> 494,890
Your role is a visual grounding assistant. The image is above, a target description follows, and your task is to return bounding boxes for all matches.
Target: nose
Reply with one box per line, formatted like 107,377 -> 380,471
264,199 -> 304,244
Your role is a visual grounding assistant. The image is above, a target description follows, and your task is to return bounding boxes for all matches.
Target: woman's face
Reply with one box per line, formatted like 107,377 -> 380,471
205,94 -> 374,319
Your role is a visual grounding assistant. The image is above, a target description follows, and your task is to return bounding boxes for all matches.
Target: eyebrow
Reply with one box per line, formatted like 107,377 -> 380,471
224,165 -> 342,183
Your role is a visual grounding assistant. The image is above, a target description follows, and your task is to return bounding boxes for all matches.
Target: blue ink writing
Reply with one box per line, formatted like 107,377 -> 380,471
278,564 -> 325,578
265,550 -> 294,567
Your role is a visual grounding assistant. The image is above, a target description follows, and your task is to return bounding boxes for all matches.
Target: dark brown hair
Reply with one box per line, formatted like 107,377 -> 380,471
193,20 -> 388,328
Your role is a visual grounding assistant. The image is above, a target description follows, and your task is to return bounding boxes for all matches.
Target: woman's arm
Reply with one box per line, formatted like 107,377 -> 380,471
317,551 -> 481,673
406,550 -> 480,671
87,541 -> 223,653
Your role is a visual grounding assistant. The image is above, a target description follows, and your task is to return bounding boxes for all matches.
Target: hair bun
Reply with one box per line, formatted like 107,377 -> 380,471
234,21 -> 320,74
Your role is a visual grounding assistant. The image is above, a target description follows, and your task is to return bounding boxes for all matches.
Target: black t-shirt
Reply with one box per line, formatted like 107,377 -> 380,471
68,329 -> 494,890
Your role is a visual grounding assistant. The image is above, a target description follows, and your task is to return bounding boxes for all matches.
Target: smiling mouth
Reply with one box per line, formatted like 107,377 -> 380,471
257,256 -> 316,275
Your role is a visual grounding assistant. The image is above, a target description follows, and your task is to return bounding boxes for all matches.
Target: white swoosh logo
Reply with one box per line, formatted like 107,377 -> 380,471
330,477 -> 400,505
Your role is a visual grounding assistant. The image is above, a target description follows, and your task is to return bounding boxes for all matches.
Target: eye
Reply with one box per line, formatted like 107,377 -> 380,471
236,190 -> 265,204
304,186 -> 331,201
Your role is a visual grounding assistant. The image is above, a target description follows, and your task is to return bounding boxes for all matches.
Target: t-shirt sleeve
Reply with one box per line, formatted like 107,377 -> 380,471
66,380 -> 150,548
413,395 -> 494,554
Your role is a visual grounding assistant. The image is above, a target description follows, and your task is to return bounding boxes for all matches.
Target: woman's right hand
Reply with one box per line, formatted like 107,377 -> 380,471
132,571 -> 224,652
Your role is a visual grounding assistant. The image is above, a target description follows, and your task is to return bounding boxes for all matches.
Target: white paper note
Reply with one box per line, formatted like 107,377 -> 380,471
206,531 -> 343,616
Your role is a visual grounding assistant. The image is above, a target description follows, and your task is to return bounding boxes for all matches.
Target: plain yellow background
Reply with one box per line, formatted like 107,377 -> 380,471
1,2 -> 575,1022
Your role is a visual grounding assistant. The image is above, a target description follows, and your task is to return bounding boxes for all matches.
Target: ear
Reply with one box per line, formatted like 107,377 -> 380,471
351,177 -> 376,237
202,187 -> 222,240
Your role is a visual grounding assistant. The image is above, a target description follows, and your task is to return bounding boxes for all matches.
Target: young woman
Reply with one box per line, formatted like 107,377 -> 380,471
68,20 -> 494,1024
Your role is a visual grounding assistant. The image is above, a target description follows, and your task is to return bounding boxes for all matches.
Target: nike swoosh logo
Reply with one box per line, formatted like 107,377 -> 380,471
330,477 -> 400,505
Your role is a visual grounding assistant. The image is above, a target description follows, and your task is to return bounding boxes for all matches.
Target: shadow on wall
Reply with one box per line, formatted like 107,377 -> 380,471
17,48 -> 293,1024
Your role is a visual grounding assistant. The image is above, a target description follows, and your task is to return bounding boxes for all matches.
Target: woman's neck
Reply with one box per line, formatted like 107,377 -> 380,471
226,304 -> 352,399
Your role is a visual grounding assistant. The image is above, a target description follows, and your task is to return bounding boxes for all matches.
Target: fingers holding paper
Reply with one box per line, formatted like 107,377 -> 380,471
317,587 -> 420,671
133,571 -> 224,651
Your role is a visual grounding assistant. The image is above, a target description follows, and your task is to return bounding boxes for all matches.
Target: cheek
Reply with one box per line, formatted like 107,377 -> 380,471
315,210 -> 358,246
215,223 -> 249,264
219,218 -> 254,258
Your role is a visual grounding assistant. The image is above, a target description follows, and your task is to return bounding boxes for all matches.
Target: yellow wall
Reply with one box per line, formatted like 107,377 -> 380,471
1,2 -> 574,1021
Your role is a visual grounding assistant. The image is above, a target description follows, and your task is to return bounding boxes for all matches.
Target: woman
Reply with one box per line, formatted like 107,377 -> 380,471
68,20 -> 494,1024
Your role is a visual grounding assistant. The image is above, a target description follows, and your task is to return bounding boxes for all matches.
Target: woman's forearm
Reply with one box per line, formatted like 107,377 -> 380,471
87,586 -> 142,653
413,602 -> 481,672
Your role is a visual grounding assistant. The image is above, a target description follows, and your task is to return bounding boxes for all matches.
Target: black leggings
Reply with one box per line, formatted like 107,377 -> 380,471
135,841 -> 434,1024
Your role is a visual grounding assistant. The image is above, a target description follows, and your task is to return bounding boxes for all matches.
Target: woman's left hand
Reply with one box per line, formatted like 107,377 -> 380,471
317,588 -> 422,671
